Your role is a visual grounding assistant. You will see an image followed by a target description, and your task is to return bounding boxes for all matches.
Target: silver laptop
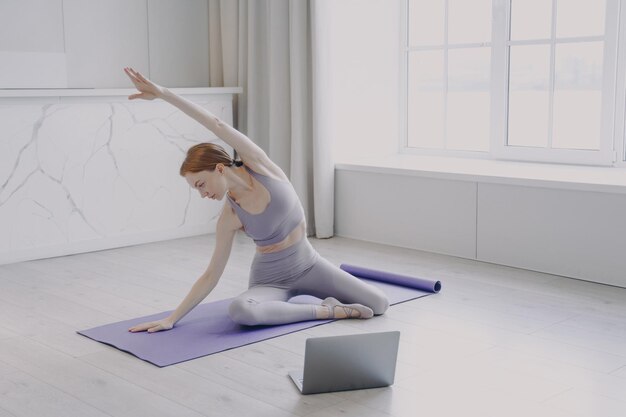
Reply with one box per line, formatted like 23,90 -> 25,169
288,331 -> 400,395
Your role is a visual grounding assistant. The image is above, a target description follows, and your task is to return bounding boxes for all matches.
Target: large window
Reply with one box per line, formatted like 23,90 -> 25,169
406,0 -> 492,153
403,0 -> 623,166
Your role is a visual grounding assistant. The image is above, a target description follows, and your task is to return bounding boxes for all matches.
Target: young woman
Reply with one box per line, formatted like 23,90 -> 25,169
124,67 -> 389,333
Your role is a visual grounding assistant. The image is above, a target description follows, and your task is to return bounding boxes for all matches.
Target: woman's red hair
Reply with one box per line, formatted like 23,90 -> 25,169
179,143 -> 241,176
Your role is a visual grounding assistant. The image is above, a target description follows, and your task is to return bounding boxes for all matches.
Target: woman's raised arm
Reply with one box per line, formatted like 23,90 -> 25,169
123,67 -> 268,163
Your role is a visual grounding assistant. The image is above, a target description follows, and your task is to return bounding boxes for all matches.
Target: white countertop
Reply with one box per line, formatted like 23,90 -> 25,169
336,153 -> 626,194
0,87 -> 242,98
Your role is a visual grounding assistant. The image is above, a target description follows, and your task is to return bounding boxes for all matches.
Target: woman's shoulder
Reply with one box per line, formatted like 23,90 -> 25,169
218,201 -> 243,232
243,155 -> 289,182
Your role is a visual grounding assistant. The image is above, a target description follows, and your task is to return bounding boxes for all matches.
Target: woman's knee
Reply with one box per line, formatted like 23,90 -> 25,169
228,297 -> 262,326
370,293 -> 390,316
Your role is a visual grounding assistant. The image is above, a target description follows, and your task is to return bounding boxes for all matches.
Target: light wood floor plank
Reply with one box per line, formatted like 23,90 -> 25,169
177,352 -> 344,416
544,387 -> 626,417
79,349 -> 297,417
452,346 -> 626,403
0,369 -> 110,417
0,337 -> 206,417
613,365 -> 626,378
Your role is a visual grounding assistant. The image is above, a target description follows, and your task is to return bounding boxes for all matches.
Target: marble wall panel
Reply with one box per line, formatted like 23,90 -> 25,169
0,93 -> 235,264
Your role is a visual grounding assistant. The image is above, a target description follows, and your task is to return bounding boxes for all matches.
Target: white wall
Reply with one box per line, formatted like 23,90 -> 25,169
147,0 -> 210,87
477,184 -> 626,287
324,0 -> 401,162
0,0 -> 210,88
336,170 -> 477,259
0,0 -> 65,53
63,0 -> 150,88
0,0 -> 67,88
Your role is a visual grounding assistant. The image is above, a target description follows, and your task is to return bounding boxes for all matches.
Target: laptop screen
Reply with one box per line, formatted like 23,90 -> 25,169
299,331 -> 400,395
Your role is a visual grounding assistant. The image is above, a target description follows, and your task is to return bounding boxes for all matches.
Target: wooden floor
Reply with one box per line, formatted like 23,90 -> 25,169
1,233 -> 625,417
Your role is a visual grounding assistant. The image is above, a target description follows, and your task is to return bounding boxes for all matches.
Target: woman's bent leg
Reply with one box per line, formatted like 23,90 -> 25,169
228,286 -> 317,326
294,256 -> 390,315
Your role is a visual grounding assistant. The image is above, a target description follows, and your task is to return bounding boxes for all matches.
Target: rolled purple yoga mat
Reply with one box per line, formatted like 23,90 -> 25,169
340,263 -> 441,293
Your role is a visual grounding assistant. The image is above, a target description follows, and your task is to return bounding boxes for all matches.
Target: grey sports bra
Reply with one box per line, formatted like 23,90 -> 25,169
226,165 -> 305,247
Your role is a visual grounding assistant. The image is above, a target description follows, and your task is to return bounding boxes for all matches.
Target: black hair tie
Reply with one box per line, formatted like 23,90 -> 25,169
233,160 -> 244,167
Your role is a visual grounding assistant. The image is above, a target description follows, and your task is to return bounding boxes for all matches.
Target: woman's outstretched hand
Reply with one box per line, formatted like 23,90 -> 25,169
128,317 -> 174,333
123,67 -> 165,101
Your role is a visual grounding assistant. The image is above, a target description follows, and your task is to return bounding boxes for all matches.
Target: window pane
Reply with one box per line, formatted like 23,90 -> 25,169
448,0 -> 492,44
408,51 -> 445,149
510,0 -> 552,41
408,0 -> 444,46
447,48 -> 491,151
552,42 -> 603,150
507,45 -> 551,148
556,0 -> 606,38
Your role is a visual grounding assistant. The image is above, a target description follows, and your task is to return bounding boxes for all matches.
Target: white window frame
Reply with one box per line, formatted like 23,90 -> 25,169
615,0 -> 626,166
399,0 -> 493,159
401,0 -> 625,167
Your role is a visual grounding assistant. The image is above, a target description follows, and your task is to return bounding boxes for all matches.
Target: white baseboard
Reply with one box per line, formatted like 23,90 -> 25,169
0,223 -> 215,266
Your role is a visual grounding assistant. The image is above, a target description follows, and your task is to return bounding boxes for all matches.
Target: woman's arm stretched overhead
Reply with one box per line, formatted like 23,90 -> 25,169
123,67 -> 268,164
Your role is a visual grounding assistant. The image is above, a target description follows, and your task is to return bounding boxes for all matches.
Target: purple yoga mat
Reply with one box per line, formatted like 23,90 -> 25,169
78,267 -> 440,367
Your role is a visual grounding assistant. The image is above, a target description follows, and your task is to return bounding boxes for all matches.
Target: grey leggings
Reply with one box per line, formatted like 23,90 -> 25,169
228,238 -> 389,326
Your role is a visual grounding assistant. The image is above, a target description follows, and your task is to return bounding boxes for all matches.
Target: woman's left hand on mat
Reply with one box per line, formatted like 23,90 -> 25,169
128,318 -> 174,333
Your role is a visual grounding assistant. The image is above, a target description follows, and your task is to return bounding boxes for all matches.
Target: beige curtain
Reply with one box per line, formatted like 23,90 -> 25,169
207,0 -> 334,239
